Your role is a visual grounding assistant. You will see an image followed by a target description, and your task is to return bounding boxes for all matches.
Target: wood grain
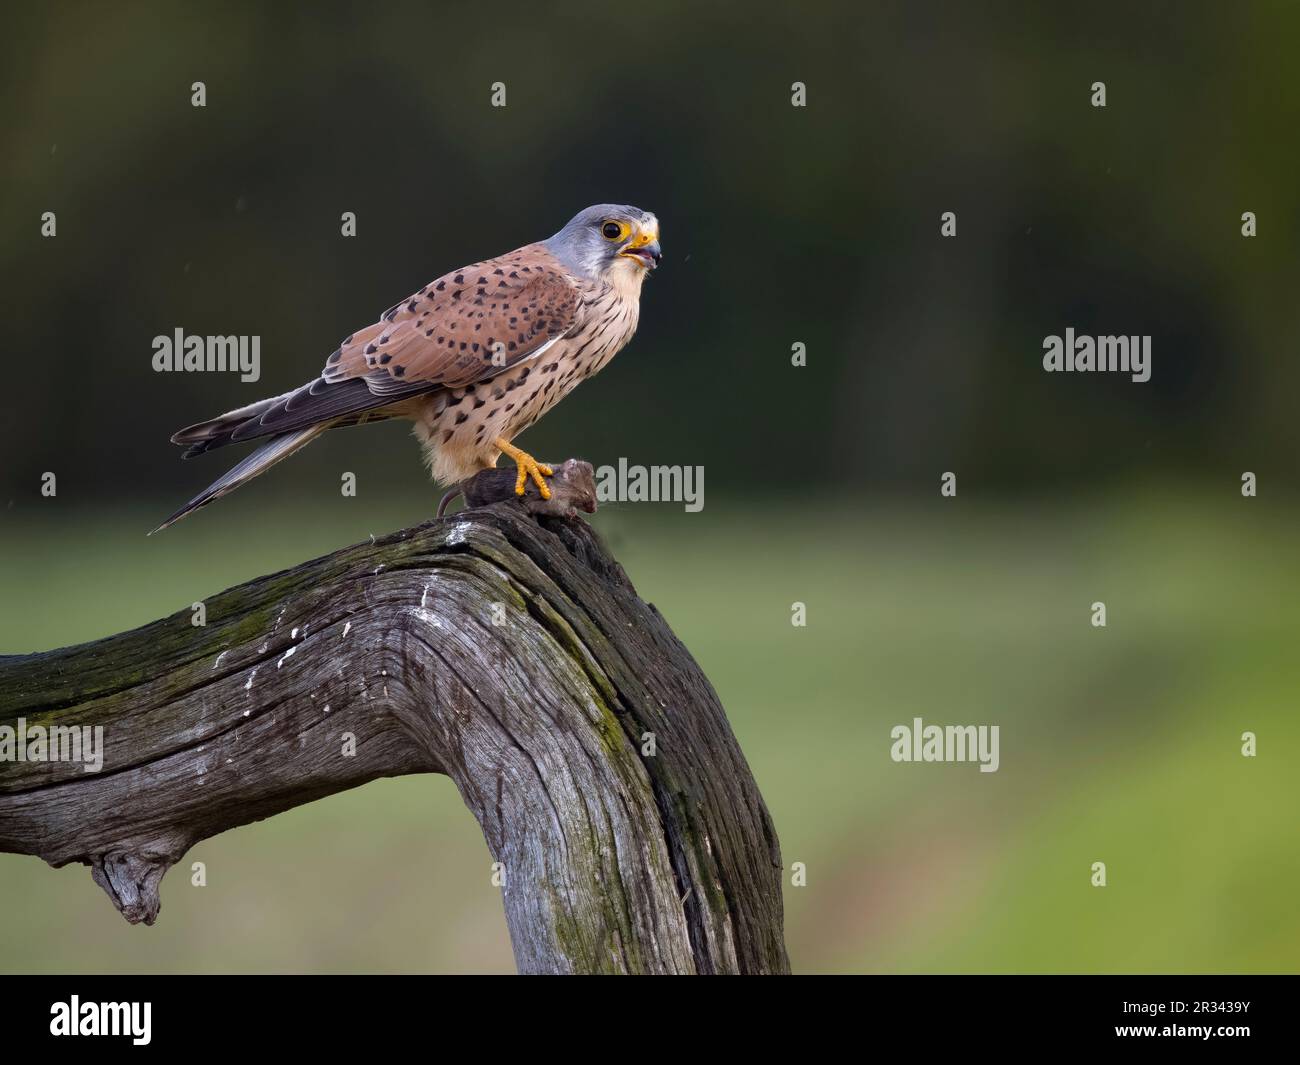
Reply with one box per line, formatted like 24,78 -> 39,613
0,501 -> 789,974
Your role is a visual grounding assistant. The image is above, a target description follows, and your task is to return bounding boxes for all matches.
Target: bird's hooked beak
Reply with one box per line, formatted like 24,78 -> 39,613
620,227 -> 662,269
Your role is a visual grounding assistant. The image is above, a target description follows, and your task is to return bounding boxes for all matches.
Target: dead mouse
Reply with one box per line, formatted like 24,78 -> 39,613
438,458 -> 598,519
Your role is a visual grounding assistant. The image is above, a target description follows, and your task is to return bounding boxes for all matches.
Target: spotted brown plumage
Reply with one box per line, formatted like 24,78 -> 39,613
156,204 -> 659,531
324,246 -> 580,396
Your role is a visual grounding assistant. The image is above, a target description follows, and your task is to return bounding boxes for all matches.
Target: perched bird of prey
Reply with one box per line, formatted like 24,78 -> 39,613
155,203 -> 660,531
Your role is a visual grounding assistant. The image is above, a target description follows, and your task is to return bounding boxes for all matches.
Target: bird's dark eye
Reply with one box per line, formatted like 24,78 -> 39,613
601,221 -> 626,241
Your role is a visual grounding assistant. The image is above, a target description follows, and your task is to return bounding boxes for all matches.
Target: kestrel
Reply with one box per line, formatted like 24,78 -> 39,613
156,203 -> 660,531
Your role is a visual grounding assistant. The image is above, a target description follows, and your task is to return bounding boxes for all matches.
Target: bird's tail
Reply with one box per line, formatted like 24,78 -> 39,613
170,392 -> 293,458
151,425 -> 325,534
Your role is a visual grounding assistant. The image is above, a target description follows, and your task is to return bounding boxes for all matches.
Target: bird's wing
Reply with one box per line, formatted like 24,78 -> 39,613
325,242 -> 580,392
173,243 -> 580,448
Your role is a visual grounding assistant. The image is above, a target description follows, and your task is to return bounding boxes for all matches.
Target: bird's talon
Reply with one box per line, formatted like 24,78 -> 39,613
518,458 -> 552,500
497,439 -> 553,501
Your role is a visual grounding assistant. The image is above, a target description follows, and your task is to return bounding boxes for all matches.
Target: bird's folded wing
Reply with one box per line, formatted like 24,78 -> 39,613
180,244 -> 581,447
328,242 -> 580,394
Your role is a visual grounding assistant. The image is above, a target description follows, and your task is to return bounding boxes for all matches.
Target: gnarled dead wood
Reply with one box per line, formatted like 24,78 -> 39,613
0,492 -> 789,974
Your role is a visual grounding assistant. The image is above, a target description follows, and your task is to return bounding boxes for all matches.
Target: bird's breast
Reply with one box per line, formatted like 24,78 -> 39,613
506,288 -> 640,428
415,284 -> 640,482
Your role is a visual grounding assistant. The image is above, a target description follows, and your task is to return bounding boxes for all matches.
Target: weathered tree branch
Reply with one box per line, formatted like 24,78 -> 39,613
0,477 -> 789,974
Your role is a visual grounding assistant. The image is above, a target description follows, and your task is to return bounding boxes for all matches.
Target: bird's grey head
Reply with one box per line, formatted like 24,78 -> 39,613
543,203 -> 661,282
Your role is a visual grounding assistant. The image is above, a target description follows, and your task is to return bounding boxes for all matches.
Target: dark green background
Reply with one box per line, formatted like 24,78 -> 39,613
2,2 -> 1297,973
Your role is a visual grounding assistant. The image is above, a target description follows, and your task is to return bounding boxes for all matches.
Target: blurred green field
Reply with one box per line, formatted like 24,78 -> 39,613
1,492 -> 1297,973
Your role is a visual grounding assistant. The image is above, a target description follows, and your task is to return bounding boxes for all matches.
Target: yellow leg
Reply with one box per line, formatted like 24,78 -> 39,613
495,438 -> 553,500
